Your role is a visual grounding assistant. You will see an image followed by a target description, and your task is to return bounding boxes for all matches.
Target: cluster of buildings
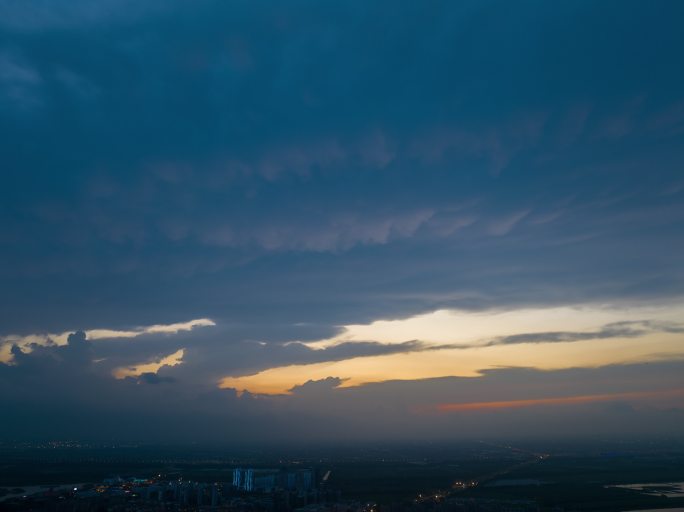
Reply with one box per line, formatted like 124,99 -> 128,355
233,468 -> 314,494
0,468 -> 342,511
127,479 -> 225,507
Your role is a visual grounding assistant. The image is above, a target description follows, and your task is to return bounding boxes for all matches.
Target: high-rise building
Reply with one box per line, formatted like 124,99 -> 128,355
244,469 -> 254,492
233,468 -> 243,488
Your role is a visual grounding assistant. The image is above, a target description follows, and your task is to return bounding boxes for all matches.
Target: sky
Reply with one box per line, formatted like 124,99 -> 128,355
1,0 -> 684,443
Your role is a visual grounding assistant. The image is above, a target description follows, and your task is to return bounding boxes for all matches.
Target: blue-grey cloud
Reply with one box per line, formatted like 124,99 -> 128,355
1,0 -> 684,442
486,320 -> 684,346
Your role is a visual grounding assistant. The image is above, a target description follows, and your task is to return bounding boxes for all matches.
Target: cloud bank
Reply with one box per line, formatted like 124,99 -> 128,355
1,0 -> 683,442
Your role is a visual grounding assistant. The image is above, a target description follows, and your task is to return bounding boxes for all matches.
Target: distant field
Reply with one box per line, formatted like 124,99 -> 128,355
2,442 -> 684,511
461,451 -> 684,511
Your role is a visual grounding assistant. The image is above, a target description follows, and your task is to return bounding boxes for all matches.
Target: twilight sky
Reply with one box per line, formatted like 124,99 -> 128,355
1,0 -> 684,443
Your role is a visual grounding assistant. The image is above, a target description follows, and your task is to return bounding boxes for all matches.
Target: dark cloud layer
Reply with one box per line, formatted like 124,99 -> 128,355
1,0 -> 683,334
1,332 -> 683,442
1,0 -> 684,442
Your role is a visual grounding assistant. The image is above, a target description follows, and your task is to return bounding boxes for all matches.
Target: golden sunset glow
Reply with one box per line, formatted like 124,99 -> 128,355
219,317 -> 684,395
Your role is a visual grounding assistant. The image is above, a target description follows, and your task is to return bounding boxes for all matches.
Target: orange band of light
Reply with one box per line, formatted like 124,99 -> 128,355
435,388 -> 684,412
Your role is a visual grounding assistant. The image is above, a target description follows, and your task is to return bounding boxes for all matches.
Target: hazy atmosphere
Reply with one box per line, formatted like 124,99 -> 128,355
2,0 -> 684,443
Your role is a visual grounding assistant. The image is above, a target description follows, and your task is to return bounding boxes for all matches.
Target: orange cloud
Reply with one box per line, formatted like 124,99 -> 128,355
434,388 -> 684,413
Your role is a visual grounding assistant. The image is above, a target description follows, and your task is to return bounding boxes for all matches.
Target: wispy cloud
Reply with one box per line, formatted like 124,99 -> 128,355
0,318 -> 215,363
487,209 -> 531,236
113,348 -> 185,379
485,320 -> 684,346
